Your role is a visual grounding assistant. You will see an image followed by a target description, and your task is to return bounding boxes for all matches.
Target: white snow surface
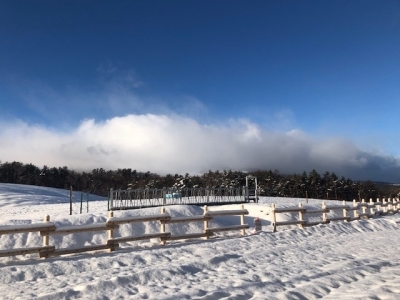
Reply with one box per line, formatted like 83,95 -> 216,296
0,183 -> 400,299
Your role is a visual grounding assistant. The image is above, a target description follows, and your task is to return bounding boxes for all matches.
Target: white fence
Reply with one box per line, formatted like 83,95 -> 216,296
271,198 -> 400,232
0,205 -> 249,260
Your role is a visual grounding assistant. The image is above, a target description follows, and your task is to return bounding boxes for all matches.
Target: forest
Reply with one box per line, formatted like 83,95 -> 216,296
0,160 -> 399,201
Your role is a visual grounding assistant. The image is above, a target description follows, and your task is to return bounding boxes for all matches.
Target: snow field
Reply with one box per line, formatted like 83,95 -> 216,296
0,183 -> 400,299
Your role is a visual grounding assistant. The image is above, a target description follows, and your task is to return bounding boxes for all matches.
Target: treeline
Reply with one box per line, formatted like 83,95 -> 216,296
0,161 -> 399,200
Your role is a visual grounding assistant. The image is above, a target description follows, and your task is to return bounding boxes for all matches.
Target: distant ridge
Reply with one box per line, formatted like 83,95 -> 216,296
370,181 -> 393,185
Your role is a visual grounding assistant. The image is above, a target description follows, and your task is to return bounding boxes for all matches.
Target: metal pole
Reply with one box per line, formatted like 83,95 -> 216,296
255,177 -> 258,203
109,188 -> 114,211
70,186 -> 73,215
107,189 -> 110,211
80,193 -> 83,214
245,177 -> 249,201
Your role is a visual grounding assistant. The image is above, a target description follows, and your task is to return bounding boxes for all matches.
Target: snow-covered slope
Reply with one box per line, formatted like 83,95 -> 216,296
0,183 -> 399,299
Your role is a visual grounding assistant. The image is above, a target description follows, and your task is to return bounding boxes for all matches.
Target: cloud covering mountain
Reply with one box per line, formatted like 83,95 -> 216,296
1,114 -> 399,182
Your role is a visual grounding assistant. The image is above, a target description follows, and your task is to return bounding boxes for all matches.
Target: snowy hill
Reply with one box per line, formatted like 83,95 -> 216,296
0,183 -> 400,299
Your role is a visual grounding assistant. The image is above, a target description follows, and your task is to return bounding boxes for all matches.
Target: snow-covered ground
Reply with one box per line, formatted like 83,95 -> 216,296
0,183 -> 400,299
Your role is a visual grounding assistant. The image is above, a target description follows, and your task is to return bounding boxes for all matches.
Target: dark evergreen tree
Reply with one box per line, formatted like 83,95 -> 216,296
0,160 -> 396,200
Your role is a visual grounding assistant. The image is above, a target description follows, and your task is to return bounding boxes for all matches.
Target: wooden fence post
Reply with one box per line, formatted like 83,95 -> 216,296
298,203 -> 304,229
41,215 -> 51,259
361,199 -> 367,219
240,204 -> 246,236
322,202 -> 327,223
353,199 -> 358,219
108,211 -> 116,251
342,200 -> 347,221
369,198 -> 374,216
271,203 -> 277,232
43,215 -> 50,247
160,207 -> 166,245
383,198 -> 387,214
203,205 -> 209,239
392,198 -> 396,213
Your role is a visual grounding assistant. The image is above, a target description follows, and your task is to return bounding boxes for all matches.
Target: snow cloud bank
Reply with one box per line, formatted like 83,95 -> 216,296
1,114 -> 399,182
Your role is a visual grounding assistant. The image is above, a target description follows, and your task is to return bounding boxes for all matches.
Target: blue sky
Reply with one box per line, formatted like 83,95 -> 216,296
1,1 -> 400,181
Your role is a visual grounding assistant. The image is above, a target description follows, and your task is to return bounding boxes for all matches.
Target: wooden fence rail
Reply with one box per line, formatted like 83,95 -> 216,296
271,198 -> 400,232
4,198 -> 398,260
0,205 -> 249,260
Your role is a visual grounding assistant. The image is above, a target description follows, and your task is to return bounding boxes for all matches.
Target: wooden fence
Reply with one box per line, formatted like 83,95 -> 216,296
271,198 -> 400,232
3,198 -> 398,260
0,205 -> 249,260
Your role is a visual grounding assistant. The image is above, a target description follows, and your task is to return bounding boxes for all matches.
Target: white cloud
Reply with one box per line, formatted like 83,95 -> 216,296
1,114 -> 400,182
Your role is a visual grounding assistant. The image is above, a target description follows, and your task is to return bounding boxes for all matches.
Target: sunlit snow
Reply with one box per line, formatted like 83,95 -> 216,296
0,183 -> 399,299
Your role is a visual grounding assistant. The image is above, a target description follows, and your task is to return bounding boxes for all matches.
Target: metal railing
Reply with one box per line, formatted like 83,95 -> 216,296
109,187 -> 257,210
